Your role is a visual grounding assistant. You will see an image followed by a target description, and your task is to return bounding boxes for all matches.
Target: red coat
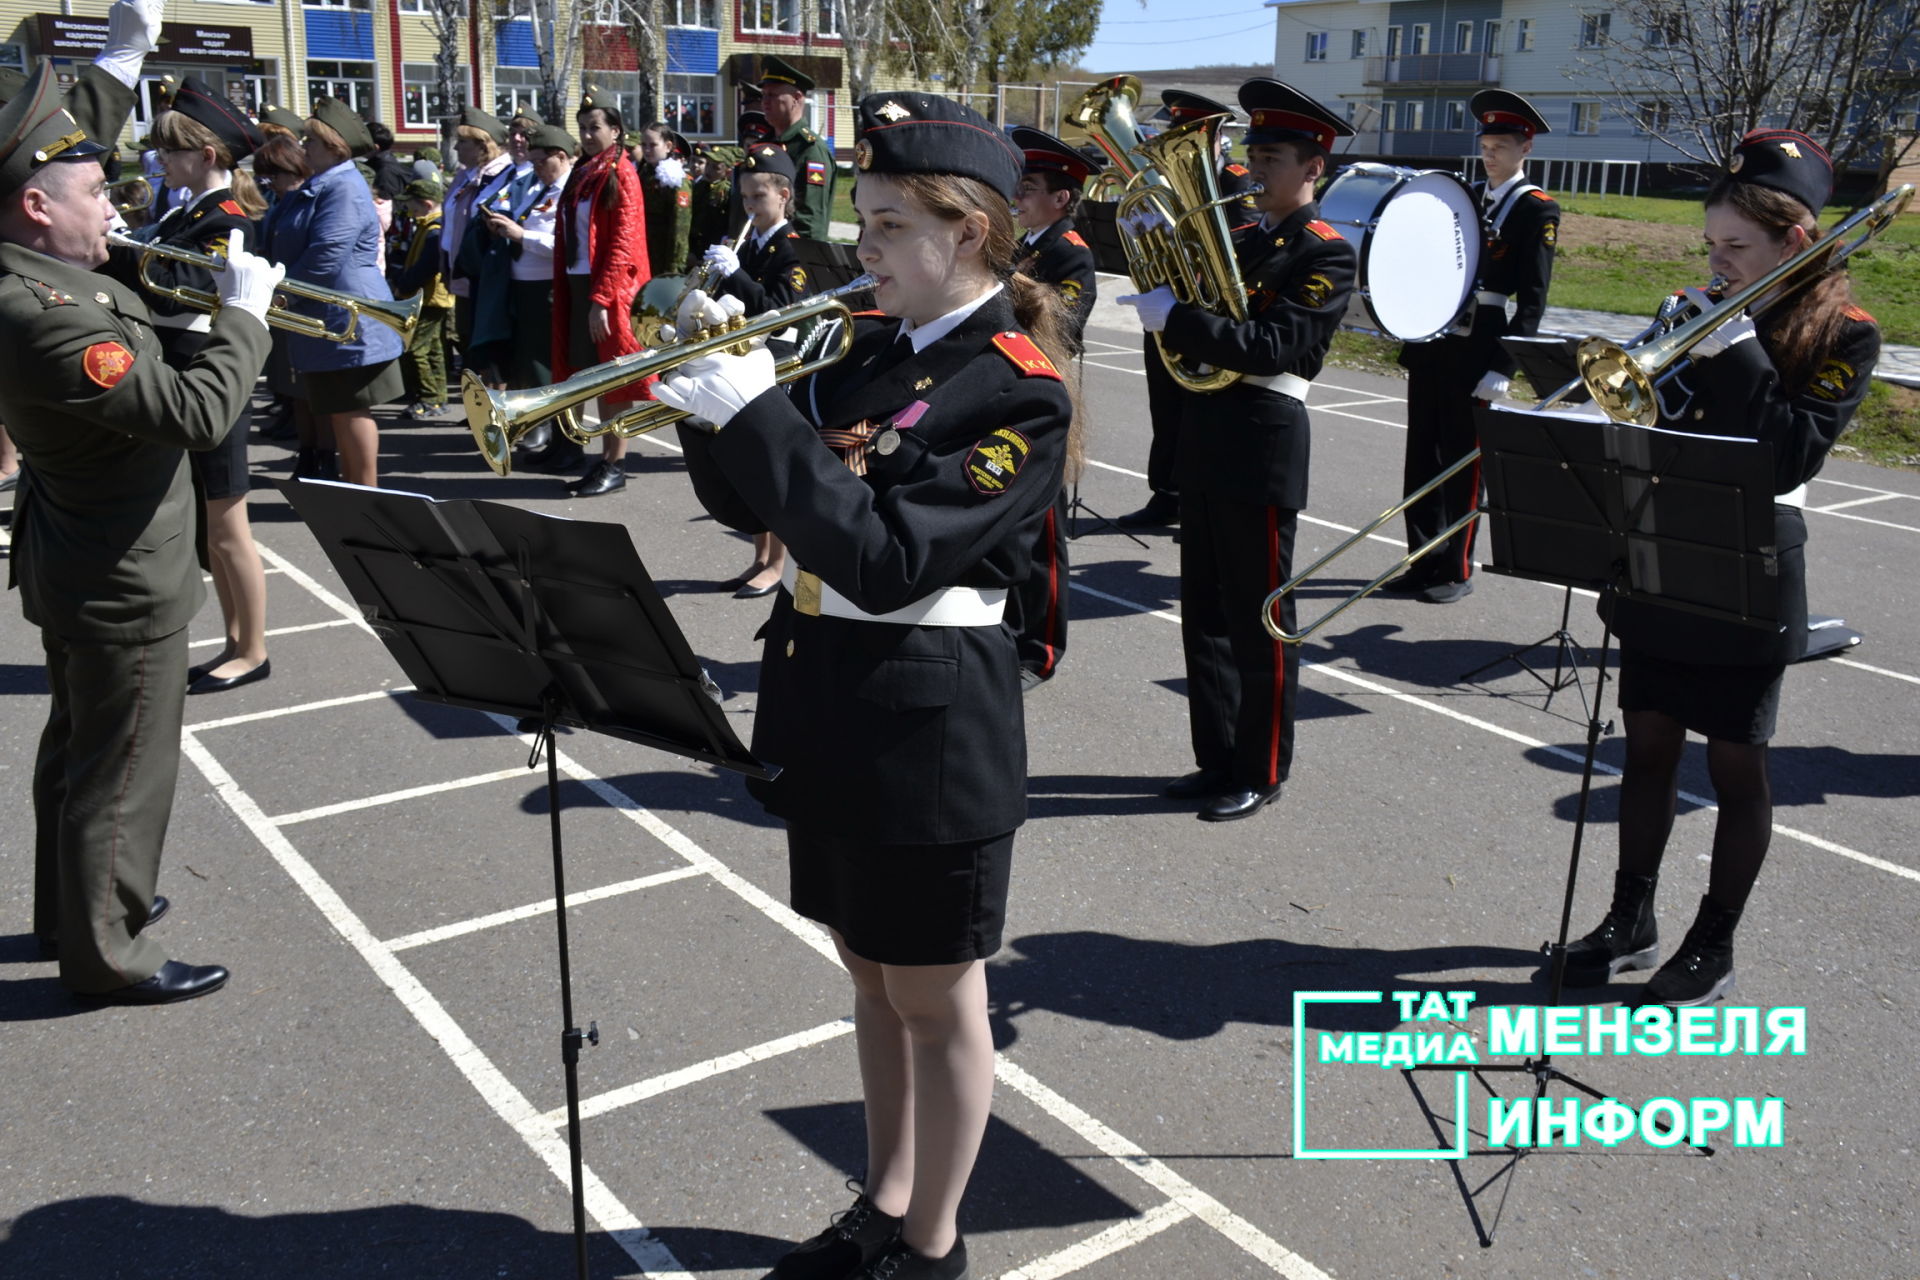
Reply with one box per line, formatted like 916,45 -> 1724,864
552,146 -> 654,406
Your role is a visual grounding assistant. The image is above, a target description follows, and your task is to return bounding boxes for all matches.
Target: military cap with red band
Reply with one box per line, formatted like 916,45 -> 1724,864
737,110 -> 774,144
170,75 -> 265,163
1238,77 -> 1351,153
1725,128 -> 1832,215
852,93 -> 1024,200
1470,89 -> 1550,139
1008,125 -> 1095,184
1161,89 -> 1234,124
0,61 -> 109,202
741,141 -> 796,182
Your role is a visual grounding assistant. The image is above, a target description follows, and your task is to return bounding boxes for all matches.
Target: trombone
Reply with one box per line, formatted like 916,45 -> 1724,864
469,274 -> 874,475
1260,181 -> 1914,646
110,176 -> 154,216
106,232 -> 422,343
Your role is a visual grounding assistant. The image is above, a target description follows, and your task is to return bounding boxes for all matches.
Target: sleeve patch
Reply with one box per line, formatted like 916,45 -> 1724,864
964,427 -> 1032,496
1304,219 -> 1343,241
1295,272 -> 1337,308
788,266 -> 808,293
676,188 -> 691,207
219,198 -> 246,217
991,330 -> 1062,380
1063,229 -> 1087,248
1542,220 -> 1558,246
806,161 -> 827,185
1059,279 -> 1083,304
83,341 -> 135,389
1807,358 -> 1857,402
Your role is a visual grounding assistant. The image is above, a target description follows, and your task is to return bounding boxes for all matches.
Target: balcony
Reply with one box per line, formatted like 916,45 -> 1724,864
1363,54 -> 1500,88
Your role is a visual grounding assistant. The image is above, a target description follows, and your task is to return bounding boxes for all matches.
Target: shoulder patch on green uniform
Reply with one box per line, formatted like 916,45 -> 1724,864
83,341 -> 135,388
1304,219 -> 1342,241
964,427 -> 1032,496
991,331 -> 1061,380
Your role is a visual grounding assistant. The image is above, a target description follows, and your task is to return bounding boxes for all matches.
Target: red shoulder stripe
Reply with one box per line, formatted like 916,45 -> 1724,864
1304,219 -> 1343,241
1845,304 -> 1876,323
219,199 -> 246,217
1528,189 -> 1555,202
1063,229 -> 1087,248
991,331 -> 1062,381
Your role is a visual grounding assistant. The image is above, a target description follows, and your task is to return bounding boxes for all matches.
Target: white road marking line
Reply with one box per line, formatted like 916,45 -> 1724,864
1810,494 -> 1901,513
1829,656 -> 1920,686
1807,508 -> 1920,535
385,865 -> 709,952
1811,475 -> 1919,496
1085,458 -> 1147,480
267,766 -> 530,826
997,1200 -> 1195,1280
994,1059 -> 1334,1280
1308,397 -> 1400,412
178,731 -> 696,1280
1313,406 -> 1408,430
256,541 -> 374,634
553,1018 -> 857,1126
1081,359 -> 1145,378
186,686 -> 416,732
188,617 -> 355,649
1073,582 -> 1181,624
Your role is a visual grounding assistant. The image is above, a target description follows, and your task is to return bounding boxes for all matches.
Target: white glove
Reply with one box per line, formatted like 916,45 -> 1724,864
214,227 -> 286,326
1116,284 -> 1177,333
670,287 -> 744,343
703,242 -> 741,278
97,0 -> 165,88
1472,371 -> 1511,402
655,345 -> 777,429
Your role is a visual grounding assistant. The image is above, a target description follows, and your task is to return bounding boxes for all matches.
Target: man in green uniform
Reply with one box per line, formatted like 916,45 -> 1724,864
758,55 -> 835,240
0,62 -> 282,1004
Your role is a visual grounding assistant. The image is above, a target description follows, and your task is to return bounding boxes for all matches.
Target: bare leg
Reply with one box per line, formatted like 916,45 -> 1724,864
1618,709 -> 1686,879
742,532 -> 787,589
834,932 -> 914,1218
883,958 -> 992,1259
330,411 -> 380,488
201,495 -> 269,680
0,422 -> 18,477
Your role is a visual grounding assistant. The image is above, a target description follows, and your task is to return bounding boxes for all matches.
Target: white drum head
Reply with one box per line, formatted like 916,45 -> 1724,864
1360,172 -> 1480,342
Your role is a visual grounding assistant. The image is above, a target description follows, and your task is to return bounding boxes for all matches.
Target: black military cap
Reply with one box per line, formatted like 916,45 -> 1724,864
852,93 -> 1024,201
741,141 -> 795,182
758,55 -> 815,94
170,75 -> 265,162
1238,78 -> 1352,154
0,62 -> 109,202
460,105 -> 509,143
1726,128 -> 1832,215
1010,126 -> 1095,185
738,110 -> 774,144
1471,89 -> 1550,139
660,127 -> 691,159
1161,89 -> 1234,125
259,104 -> 307,138
528,122 -> 577,154
311,96 -> 376,157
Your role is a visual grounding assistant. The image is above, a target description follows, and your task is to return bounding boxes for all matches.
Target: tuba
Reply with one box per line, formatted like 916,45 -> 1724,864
1066,75 -> 1254,394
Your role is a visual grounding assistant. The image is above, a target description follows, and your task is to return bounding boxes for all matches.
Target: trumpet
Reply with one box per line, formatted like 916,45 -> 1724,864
111,176 -> 154,216
106,232 -> 422,344
469,274 -> 874,476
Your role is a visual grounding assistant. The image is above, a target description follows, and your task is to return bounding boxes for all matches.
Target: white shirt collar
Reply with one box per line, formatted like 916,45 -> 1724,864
1484,168 -> 1529,206
898,283 -> 1002,354
751,218 -> 788,251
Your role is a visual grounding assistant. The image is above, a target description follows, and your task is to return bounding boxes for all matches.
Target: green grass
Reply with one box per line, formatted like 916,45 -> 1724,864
1833,379 -> 1920,471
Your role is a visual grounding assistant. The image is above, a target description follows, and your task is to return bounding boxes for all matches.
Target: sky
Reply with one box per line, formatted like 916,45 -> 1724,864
1075,0 -> 1282,75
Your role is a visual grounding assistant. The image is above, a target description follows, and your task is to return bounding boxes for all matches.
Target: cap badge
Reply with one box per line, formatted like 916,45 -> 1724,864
876,101 -> 911,123
1779,140 -> 1802,159
854,138 -> 873,170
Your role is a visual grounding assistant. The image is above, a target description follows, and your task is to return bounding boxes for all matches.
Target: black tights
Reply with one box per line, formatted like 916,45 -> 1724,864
1618,710 -> 1772,913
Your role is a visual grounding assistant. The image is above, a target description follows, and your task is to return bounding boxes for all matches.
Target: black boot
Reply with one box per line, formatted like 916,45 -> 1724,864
1561,870 -> 1659,987
1637,894 -> 1740,1008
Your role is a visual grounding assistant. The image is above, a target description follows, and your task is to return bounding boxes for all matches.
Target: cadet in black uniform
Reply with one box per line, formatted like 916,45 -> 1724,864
1120,78 -> 1356,822
657,92 -> 1073,1280
724,109 -> 775,239
705,142 -> 808,314
1390,89 -> 1559,603
1006,126 -> 1096,688
1562,131 -> 1879,1007
1118,88 -> 1258,530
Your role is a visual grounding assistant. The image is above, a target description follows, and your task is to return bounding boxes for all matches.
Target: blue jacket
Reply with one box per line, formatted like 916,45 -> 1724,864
265,162 -> 403,372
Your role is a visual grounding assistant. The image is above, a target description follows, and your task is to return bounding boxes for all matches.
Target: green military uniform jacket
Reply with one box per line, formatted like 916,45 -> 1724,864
640,161 -> 692,285
0,242 -> 271,641
779,120 -> 835,239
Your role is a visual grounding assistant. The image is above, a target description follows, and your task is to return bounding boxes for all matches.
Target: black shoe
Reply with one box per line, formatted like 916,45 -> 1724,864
1199,783 -> 1282,822
1562,870 -> 1659,987
766,1188 -> 904,1280
1635,895 -> 1740,1008
1163,768 -> 1230,800
733,578 -> 779,599
1377,569 -> 1433,595
522,435 -> 587,474
567,460 -> 626,497
1418,578 -> 1474,604
851,1236 -> 968,1280
1116,494 -> 1180,529
187,655 -> 227,683
78,959 -> 229,1006
187,659 -> 271,696
38,895 -> 169,961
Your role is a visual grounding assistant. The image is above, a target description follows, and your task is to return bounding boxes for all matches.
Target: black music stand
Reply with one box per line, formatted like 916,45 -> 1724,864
1409,403 -> 1781,1245
280,480 -> 771,1280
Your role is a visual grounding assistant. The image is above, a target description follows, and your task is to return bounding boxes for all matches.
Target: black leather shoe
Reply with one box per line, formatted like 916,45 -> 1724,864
187,655 -> 225,683
850,1236 -> 968,1280
767,1188 -> 903,1280
1163,768 -> 1231,800
1418,578 -> 1474,604
568,460 -> 626,497
38,895 -> 169,960
1116,494 -> 1180,528
1377,570 -> 1433,595
522,435 -> 587,474
1199,783 -> 1283,822
512,421 -> 554,454
733,578 -> 778,599
80,959 -> 229,1005
188,659 -> 271,695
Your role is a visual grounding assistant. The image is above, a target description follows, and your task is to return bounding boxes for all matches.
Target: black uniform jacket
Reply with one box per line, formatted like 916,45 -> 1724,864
103,187 -> 253,362
0,242 -> 271,642
1160,201 -> 1357,509
1015,218 -> 1096,347
1401,180 -> 1558,383
1604,298 -> 1880,665
717,223 -> 807,315
677,291 -> 1073,844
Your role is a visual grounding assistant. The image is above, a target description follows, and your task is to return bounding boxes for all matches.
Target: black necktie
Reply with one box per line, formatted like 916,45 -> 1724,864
836,332 -> 913,402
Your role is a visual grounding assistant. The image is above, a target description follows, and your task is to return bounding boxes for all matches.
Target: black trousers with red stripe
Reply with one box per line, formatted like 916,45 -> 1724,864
1143,337 -> 1182,496
1009,488 -> 1069,678
1401,364 -> 1483,584
1179,491 -> 1299,788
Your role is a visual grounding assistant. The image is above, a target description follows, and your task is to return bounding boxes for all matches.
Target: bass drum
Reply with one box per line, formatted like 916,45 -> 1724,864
1317,164 -> 1480,343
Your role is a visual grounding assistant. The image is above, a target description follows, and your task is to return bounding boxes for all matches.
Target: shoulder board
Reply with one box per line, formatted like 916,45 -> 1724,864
1845,304 -> 1876,323
1063,229 -> 1087,248
24,278 -> 76,308
1528,189 -> 1556,203
1225,163 -> 1249,176
1304,220 -> 1343,241
991,330 -> 1062,381
219,198 -> 246,217
785,230 -> 801,239
800,129 -> 817,143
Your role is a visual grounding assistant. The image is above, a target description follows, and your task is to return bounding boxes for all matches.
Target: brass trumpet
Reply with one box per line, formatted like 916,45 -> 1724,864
469,274 -> 875,476
111,176 -> 154,216
106,232 -> 422,343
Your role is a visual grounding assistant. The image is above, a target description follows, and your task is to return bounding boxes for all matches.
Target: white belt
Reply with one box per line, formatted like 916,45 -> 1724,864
1778,484 -> 1807,510
1237,371 -> 1311,401
1475,290 -> 1511,308
151,311 -> 213,333
781,562 -> 1007,627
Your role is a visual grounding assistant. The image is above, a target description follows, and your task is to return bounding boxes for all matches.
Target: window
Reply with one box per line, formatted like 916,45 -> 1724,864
1380,101 -> 1396,130
396,0 -> 428,13
1306,31 -> 1328,62
402,63 -> 449,130
1446,100 -> 1466,129
664,72 -> 720,136
1635,100 -> 1672,134
1646,14 -> 1684,46
805,90 -> 834,143
1350,29 -> 1368,58
241,62 -> 280,115
1485,21 -> 1502,53
741,0 -> 798,32
1345,100 -> 1358,123
1572,101 -> 1602,135
1579,12 -> 1611,47
493,66 -> 542,121
303,0 -> 371,9
818,0 -> 839,36
1515,19 -> 1533,51
1410,23 -> 1430,54
668,0 -> 718,23
1404,100 -> 1425,130
1455,21 -> 1472,52
581,71 -> 642,123
1385,25 -> 1402,57
586,0 -> 622,24
308,59 -> 376,116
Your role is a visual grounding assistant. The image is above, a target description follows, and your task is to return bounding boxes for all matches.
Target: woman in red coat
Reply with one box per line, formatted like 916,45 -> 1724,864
550,95 -> 651,497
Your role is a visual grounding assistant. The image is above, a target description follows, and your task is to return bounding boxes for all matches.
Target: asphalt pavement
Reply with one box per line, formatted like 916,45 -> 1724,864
2,319 -> 1916,1280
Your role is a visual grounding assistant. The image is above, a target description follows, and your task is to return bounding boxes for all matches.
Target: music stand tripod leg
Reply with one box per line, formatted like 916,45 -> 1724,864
1067,480 -> 1150,548
1457,585 -> 1591,718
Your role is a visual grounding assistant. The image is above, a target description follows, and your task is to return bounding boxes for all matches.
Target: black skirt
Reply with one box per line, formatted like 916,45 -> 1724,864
1617,645 -> 1786,745
787,826 -> 1015,966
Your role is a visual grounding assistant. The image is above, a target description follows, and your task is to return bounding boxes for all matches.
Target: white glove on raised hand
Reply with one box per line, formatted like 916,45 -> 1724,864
655,345 -> 777,429
703,242 -> 742,279
214,228 -> 286,326
1472,371 -> 1511,402
666,287 -> 744,344
98,0 -> 165,88
1116,284 -> 1177,333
